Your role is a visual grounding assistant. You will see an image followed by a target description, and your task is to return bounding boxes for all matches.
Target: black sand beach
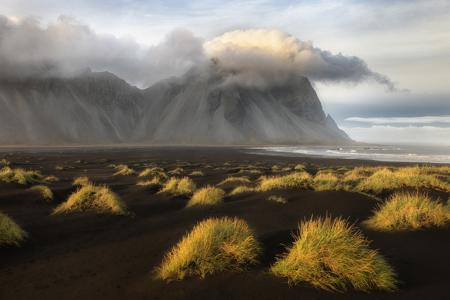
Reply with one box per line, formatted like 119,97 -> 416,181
1,146 -> 449,300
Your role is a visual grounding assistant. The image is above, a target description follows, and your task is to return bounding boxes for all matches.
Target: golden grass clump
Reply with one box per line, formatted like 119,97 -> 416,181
155,217 -> 262,281
0,212 -> 29,247
0,167 -> 43,185
186,186 -> 226,208
0,159 -> 10,165
228,186 -> 258,195
259,172 -> 312,192
267,195 -> 288,204
158,177 -> 197,197
139,168 -> 168,180
29,185 -> 54,201
189,171 -> 205,176
270,216 -> 398,292
294,164 -> 306,171
137,177 -> 163,186
43,175 -> 60,182
169,168 -> 184,175
363,192 -> 450,231
355,167 -> 450,194
313,171 -> 340,191
52,183 -> 129,215
113,164 -> 136,176
217,176 -> 252,186
72,176 -> 91,186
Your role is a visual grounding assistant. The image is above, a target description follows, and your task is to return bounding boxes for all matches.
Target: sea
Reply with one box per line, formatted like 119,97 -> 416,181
246,145 -> 450,164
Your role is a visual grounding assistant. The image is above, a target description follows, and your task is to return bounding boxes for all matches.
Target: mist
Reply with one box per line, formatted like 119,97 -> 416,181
0,15 -> 400,91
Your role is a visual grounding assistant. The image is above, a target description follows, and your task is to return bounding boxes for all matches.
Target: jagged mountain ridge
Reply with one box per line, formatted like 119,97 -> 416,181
0,68 -> 352,144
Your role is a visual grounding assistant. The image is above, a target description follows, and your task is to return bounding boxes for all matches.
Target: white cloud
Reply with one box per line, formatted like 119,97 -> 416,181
204,29 -> 399,89
342,125 -> 450,146
346,115 -> 450,124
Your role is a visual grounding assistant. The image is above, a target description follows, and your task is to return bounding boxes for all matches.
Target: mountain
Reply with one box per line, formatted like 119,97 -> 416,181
0,68 -> 352,145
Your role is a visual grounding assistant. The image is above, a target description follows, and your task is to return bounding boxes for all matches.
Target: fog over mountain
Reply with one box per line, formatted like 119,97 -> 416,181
2,15 -> 403,145
0,15 -> 400,91
0,66 -> 351,145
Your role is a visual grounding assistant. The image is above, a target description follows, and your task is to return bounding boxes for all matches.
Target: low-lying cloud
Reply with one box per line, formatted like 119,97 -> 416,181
205,29 -> 400,91
0,15 -> 401,91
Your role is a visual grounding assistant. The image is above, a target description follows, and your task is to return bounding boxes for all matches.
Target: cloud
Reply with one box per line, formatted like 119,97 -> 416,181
0,15 -> 401,91
204,29 -> 401,90
346,115 -> 450,124
342,125 -> 450,146
0,15 -> 206,87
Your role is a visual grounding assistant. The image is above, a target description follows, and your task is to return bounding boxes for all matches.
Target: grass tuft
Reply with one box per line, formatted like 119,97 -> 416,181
313,171 -> 340,191
0,167 -> 43,185
155,217 -> 262,281
228,186 -> 258,195
267,195 -> 288,204
136,177 -> 163,186
0,212 -> 29,247
186,186 -> 226,208
363,191 -> 450,231
52,183 -> 129,215
189,171 -> 205,176
113,164 -> 136,176
270,216 -> 398,292
217,176 -> 252,186
158,177 -> 197,197
169,168 -> 184,175
72,176 -> 91,186
29,185 -> 54,201
43,175 -> 60,182
139,168 -> 168,180
355,167 -> 450,194
259,172 -> 312,192
0,159 -> 11,166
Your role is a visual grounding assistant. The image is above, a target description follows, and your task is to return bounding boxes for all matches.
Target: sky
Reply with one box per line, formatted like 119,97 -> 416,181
1,0 -> 450,146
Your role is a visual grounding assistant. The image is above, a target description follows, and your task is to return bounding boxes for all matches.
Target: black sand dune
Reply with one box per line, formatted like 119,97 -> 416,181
0,147 -> 449,299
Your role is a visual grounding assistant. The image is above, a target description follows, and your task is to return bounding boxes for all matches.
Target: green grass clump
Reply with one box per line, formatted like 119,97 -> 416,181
270,216 -> 398,292
259,172 -> 312,192
186,186 -> 226,208
189,171 -> 205,176
0,212 -> 29,247
363,192 -> 450,231
217,176 -> 252,186
158,177 -> 197,197
0,167 -> 43,185
155,217 -> 262,281
114,164 -> 136,176
55,166 -> 64,170
29,185 -> 53,201
267,195 -> 288,204
52,183 -> 129,215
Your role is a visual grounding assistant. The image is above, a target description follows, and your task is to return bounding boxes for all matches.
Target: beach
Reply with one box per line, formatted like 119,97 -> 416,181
1,146 -> 449,300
